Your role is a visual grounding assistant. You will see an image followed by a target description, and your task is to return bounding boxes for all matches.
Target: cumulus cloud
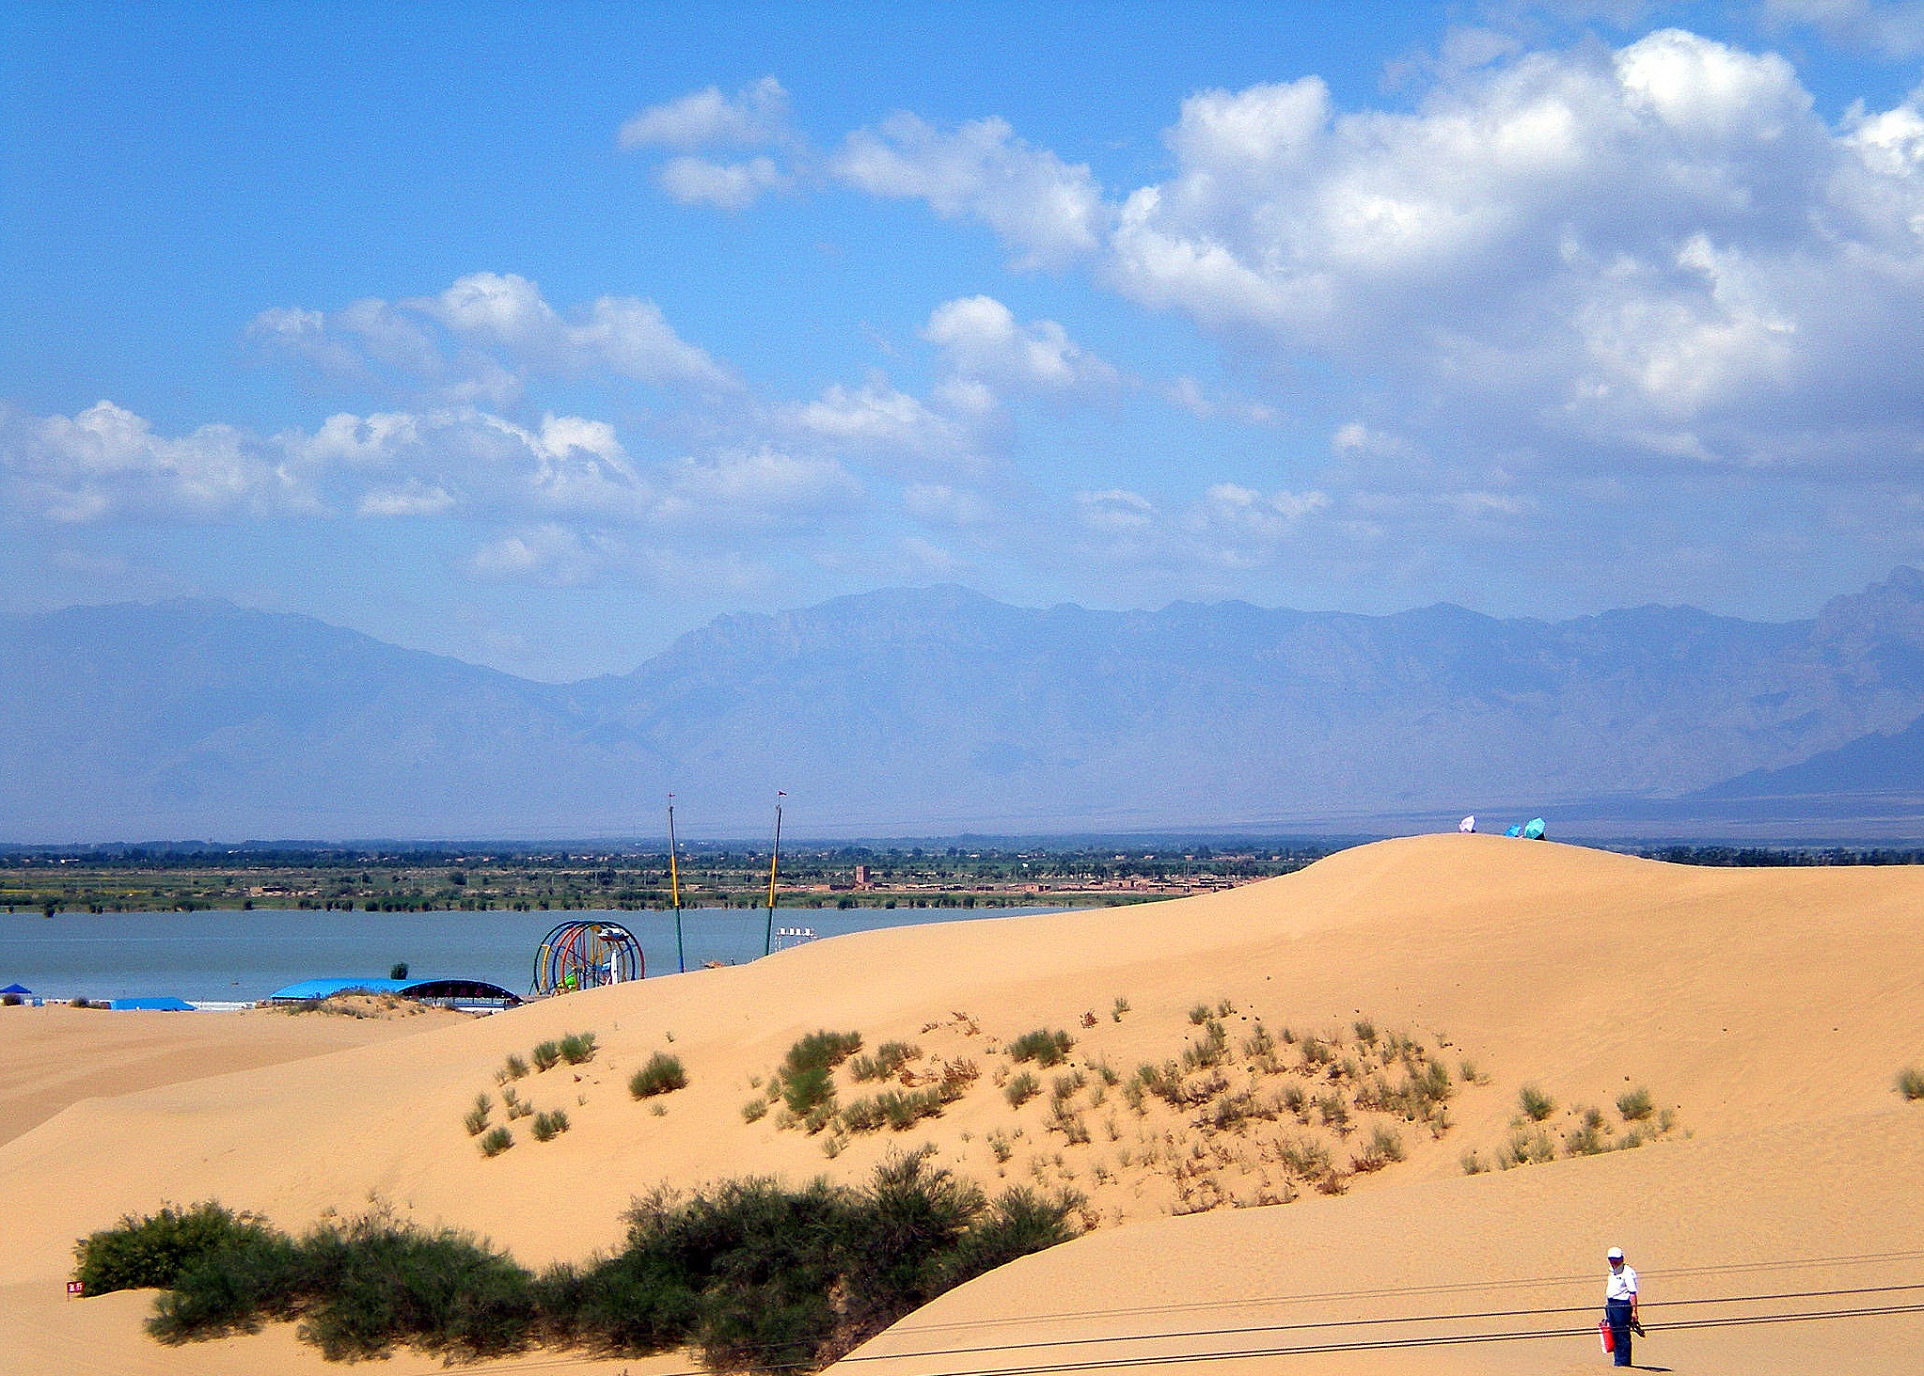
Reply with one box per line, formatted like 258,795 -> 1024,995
0,398 -> 862,543
834,113 -> 1109,268
251,272 -> 736,403
1,401 -> 321,523
618,77 -> 792,150
619,78 -> 799,208
1102,28 -> 1924,470
788,377 -> 989,475
922,295 -> 1119,395
658,154 -> 788,209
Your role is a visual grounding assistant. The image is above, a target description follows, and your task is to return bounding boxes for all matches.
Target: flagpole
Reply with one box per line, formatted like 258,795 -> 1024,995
763,792 -> 784,957
667,797 -> 685,974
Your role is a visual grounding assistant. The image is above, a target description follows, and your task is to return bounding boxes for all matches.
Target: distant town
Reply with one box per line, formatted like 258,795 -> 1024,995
0,842 -> 1345,915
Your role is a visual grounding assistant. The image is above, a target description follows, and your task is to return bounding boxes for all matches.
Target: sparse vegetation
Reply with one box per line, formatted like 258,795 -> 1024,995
1895,1067 -> 1924,1101
741,1098 -> 768,1124
92,1156 -> 1080,1369
1007,1029 -> 1074,1067
531,1110 -> 570,1142
1517,1085 -> 1555,1122
1187,1004 -> 1211,1025
479,1127 -> 513,1158
530,1041 -> 561,1073
850,1041 -> 919,1082
1004,1072 -> 1040,1107
1617,1087 -> 1655,1121
500,1054 -> 529,1082
558,1032 -> 597,1065
463,1095 -> 492,1137
629,1053 -> 688,1100
1111,996 -> 1130,1021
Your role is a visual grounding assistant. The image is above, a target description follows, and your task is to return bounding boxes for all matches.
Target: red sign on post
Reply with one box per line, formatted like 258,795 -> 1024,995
66,1281 -> 83,1296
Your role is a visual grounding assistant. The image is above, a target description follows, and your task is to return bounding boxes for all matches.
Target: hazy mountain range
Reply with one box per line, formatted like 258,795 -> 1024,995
7,571 -> 1924,842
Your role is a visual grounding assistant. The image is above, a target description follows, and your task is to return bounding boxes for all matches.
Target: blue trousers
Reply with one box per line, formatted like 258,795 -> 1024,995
1605,1298 -> 1634,1367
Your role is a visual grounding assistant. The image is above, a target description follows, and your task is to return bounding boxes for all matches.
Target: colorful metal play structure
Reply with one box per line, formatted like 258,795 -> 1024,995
531,920 -> 643,996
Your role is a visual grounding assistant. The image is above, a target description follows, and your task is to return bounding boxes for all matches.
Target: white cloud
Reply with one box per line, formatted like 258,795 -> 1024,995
1102,29 -> 1924,470
834,113 -> 1108,268
658,154 -> 788,209
2,401 -> 321,523
921,295 -> 1119,394
789,377 -> 984,474
357,479 -> 457,518
251,272 -> 736,402
466,524 -> 618,586
1076,488 -> 1156,532
618,77 -> 792,150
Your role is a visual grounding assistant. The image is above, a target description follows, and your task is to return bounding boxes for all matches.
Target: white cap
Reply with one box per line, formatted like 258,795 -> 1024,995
1607,1247 -> 1624,1261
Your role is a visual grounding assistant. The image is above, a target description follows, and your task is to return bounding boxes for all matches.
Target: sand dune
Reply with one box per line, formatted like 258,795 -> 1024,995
0,1002 -> 464,1147
2,834 -> 1920,1373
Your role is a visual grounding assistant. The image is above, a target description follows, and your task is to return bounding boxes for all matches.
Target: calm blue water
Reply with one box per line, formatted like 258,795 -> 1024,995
0,906 -> 1068,1003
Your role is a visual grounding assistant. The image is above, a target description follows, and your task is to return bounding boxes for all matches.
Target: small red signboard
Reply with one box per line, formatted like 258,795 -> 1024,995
66,1281 -> 83,1296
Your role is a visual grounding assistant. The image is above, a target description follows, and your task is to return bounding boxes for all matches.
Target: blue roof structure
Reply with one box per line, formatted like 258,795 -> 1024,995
108,996 -> 196,1011
0,983 -> 32,995
267,976 -> 521,1006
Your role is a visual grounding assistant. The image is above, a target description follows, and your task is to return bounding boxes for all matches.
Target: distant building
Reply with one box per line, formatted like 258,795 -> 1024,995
854,864 -> 872,889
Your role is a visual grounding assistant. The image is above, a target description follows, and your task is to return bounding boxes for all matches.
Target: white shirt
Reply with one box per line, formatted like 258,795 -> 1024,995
1606,1263 -> 1639,1301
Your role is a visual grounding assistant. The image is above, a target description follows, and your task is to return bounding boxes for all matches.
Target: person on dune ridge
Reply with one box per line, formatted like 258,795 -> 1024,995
1604,1246 -> 1642,1366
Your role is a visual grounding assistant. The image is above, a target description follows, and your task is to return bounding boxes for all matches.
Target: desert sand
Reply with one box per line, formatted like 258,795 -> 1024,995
1,834 -> 1919,1373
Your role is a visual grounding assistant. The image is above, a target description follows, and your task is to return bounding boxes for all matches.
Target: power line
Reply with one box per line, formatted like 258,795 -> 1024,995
842,1281 -> 1924,1366
858,1301 -> 1924,1376
895,1245 -> 1924,1333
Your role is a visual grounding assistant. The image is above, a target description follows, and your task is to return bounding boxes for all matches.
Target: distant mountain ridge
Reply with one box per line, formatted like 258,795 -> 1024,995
5,573 -> 1924,841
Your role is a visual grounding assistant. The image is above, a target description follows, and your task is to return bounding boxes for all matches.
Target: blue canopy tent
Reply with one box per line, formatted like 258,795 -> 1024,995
0,983 -> 32,996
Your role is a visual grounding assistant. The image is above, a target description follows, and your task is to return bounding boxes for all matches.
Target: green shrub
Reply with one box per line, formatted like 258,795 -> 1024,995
630,1053 -> 688,1100
1896,1067 -> 1924,1101
1182,1021 -> 1228,1070
839,1097 -> 887,1133
784,1030 -> 863,1079
850,1041 -> 920,1082
1351,1125 -> 1404,1172
531,1110 -> 570,1143
1187,1004 -> 1210,1025
500,1053 -> 529,1081
93,1156 -> 1081,1371
1616,1087 -> 1655,1121
1517,1085 -> 1555,1121
782,1065 -> 836,1117
559,1032 -> 597,1065
1110,996 -> 1130,1021
479,1127 -> 513,1157
1352,1018 -> 1377,1044
463,1094 -> 492,1137
297,1215 -> 539,1360
530,1041 -> 562,1073
741,1098 -> 769,1124
1007,1029 -> 1074,1067
73,1202 -> 279,1297
875,1088 -> 944,1131
1004,1071 -> 1040,1107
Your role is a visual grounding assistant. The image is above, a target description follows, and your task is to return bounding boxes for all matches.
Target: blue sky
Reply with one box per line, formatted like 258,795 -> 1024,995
6,1 -> 1924,679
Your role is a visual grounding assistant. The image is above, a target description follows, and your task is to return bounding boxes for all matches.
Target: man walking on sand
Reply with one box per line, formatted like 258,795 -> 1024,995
1604,1246 -> 1640,1366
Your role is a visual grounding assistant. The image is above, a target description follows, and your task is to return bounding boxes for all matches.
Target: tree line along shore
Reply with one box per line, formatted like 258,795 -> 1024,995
0,844 -> 1334,915
6,841 -> 1919,916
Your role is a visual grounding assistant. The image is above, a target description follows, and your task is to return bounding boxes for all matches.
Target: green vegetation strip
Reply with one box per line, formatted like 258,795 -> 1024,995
73,1152 -> 1077,1372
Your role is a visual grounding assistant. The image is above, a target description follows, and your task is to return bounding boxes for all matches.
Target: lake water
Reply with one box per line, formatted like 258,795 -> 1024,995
0,906 -> 1071,1004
